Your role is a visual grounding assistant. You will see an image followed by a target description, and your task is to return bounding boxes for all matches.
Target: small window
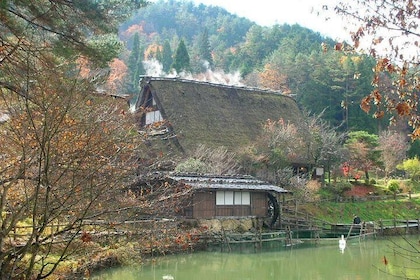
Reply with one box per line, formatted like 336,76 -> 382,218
225,191 -> 234,205
234,191 -> 250,205
145,110 -> 163,125
216,191 -> 250,205
216,191 -> 225,205
241,192 -> 250,205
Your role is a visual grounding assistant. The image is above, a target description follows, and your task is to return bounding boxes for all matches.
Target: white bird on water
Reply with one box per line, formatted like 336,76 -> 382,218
339,235 -> 346,253
162,275 -> 174,280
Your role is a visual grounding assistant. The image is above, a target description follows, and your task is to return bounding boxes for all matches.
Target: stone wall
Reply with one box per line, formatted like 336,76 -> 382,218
198,217 -> 264,233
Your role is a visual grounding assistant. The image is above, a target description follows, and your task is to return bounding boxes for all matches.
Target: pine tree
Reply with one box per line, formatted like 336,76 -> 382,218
127,32 -> 144,91
198,28 -> 213,69
171,39 -> 190,73
161,40 -> 173,73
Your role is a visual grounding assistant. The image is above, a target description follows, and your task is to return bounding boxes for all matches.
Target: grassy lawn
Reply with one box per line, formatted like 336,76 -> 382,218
301,198 -> 420,224
300,179 -> 420,224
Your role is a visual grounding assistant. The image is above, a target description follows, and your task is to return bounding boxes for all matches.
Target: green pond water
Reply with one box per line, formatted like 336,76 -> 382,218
92,236 -> 420,280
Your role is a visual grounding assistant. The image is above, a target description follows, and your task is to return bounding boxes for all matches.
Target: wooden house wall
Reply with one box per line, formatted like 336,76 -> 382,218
251,192 -> 268,217
192,192 -> 215,218
191,191 -> 268,219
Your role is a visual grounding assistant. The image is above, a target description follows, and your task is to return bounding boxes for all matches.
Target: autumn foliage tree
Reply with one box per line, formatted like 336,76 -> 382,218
106,58 -> 129,95
1,65 -> 140,278
378,130 -> 409,179
0,0 -> 147,278
330,0 -> 420,138
344,131 -> 382,180
259,63 -> 291,93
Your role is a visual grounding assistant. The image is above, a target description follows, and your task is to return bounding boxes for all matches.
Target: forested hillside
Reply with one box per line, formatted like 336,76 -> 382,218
117,0 -> 392,134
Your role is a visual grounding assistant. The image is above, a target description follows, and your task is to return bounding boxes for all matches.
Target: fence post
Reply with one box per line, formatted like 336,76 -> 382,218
418,218 -> 420,232
379,219 -> 383,235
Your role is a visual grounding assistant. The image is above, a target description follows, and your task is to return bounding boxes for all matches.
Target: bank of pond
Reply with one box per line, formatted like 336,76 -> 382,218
92,234 -> 420,280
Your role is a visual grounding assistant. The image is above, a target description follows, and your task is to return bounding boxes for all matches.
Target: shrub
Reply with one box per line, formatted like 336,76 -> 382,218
320,181 -> 352,199
387,180 -> 400,194
175,158 -> 209,173
317,187 -> 335,200
334,181 -> 353,195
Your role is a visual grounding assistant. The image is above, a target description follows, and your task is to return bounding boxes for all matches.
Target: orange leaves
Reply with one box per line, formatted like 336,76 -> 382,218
106,59 -> 128,94
407,0 -> 416,13
376,58 -> 390,72
144,43 -> 163,60
121,24 -> 145,40
331,1 -> 420,140
372,36 -> 384,45
399,78 -> 407,88
350,27 -> 364,49
411,128 -> 420,139
372,89 -> 382,105
259,63 -> 290,92
395,102 -> 411,116
373,111 -> 385,119
360,90 -> 386,119
360,96 -> 371,113
76,56 -> 91,79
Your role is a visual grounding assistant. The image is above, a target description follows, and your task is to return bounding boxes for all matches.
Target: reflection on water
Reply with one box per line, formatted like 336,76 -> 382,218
93,236 -> 420,280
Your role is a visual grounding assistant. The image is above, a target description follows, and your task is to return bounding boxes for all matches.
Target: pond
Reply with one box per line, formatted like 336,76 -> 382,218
92,236 -> 420,280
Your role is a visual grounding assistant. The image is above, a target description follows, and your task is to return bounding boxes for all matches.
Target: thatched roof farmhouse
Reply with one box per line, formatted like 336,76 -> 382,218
134,77 -> 302,154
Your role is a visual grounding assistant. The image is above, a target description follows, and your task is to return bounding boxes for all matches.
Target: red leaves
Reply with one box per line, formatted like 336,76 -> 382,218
81,231 -> 92,243
334,43 -> 343,51
342,162 -> 350,177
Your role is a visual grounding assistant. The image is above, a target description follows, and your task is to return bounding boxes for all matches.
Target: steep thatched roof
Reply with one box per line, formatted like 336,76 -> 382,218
135,77 -> 302,154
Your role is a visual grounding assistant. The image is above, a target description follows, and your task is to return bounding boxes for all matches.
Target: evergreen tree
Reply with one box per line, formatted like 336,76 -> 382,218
127,32 -> 145,91
171,39 -> 190,73
156,47 -> 163,64
161,40 -> 173,73
198,28 -> 213,69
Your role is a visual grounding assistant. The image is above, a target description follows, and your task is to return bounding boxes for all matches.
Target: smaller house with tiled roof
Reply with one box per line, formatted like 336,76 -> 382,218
170,173 -> 290,227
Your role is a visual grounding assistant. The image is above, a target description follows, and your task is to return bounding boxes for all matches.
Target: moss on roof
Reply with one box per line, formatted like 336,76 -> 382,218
137,77 -> 302,154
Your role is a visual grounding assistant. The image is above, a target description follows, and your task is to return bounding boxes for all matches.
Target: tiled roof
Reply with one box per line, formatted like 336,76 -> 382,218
169,173 -> 289,193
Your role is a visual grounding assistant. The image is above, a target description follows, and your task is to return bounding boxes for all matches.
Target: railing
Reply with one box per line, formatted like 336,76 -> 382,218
376,218 -> 420,234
